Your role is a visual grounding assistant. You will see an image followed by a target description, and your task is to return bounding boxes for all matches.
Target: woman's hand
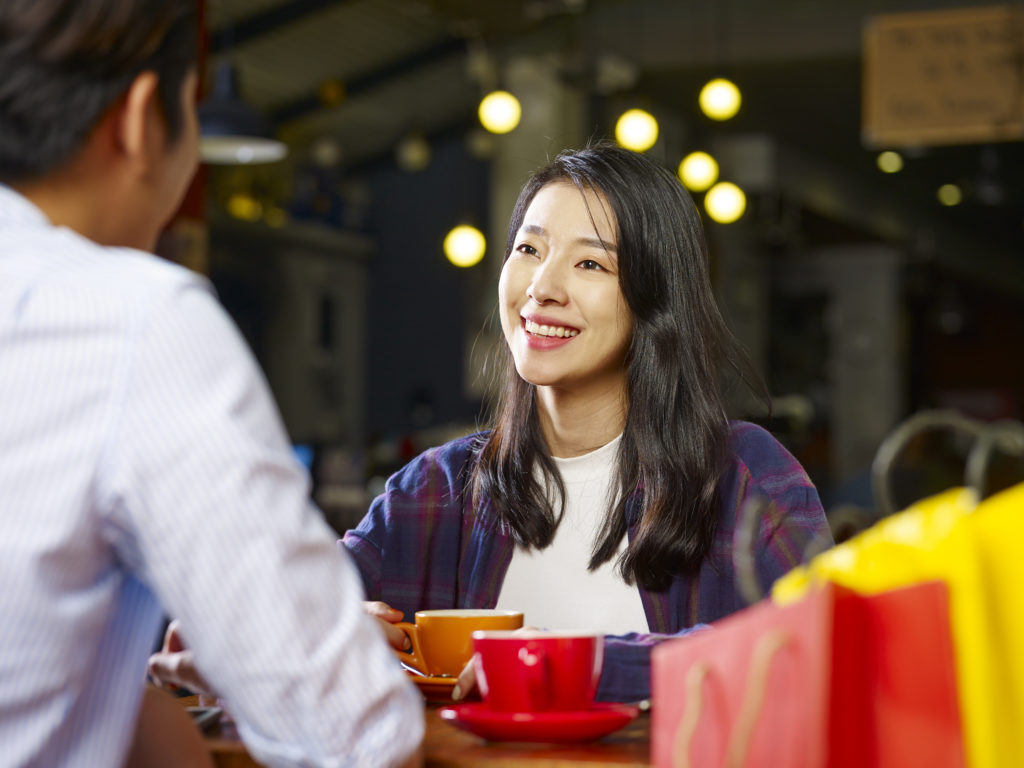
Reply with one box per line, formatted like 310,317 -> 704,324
453,658 -> 476,702
362,601 -> 411,651
147,619 -> 215,698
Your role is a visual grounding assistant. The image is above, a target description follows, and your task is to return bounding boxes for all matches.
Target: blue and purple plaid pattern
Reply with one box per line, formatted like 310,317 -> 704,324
343,420 -> 829,701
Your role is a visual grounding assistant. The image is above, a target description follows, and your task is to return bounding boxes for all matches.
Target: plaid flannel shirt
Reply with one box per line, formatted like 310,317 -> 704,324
342,420 -> 829,702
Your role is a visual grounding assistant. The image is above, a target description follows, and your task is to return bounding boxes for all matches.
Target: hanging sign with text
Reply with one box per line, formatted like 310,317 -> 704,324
863,5 -> 1024,147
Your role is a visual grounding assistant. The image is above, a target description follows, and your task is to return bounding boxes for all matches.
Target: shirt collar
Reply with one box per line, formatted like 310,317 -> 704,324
0,184 -> 51,227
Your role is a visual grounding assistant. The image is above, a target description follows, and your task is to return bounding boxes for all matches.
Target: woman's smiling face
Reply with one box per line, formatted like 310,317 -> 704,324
499,181 -> 633,396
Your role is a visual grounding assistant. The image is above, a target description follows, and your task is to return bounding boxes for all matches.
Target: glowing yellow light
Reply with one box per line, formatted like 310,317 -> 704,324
678,151 -> 719,192
395,133 -> 431,172
937,184 -> 963,206
614,109 -> 659,152
227,193 -> 262,222
444,225 -> 486,267
478,91 -> 521,134
704,181 -> 746,223
699,78 -> 741,121
318,79 -> 346,107
264,206 -> 288,228
877,151 -> 903,173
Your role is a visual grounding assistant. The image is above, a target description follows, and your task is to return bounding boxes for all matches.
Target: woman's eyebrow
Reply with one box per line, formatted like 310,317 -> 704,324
574,236 -> 617,253
520,224 -> 617,253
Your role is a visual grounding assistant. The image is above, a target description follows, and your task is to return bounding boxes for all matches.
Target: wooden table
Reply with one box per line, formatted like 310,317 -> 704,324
181,696 -> 651,767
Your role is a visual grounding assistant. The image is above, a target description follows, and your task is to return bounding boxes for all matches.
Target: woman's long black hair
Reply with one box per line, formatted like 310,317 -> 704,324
470,143 -> 766,592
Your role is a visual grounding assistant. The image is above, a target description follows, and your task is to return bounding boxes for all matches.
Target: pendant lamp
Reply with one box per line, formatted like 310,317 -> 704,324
198,61 -> 288,165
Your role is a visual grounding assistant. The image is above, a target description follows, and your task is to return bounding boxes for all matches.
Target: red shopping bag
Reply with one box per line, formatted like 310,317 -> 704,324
651,581 -> 964,768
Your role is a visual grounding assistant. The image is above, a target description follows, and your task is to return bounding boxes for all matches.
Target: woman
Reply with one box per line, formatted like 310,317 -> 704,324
348,143 -> 830,703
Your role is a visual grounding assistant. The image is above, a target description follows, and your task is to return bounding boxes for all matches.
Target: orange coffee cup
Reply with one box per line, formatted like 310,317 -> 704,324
395,609 -> 524,678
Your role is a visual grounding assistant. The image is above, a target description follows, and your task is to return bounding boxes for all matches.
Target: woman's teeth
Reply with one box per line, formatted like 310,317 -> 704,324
525,320 -> 579,338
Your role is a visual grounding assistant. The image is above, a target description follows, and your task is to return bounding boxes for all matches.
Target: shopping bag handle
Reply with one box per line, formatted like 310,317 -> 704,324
726,629 -> 793,768
964,419 -> 1024,502
870,409 -> 983,519
736,410 -> 1024,605
671,661 -> 715,768
672,629 -> 793,768
870,409 -> 1024,517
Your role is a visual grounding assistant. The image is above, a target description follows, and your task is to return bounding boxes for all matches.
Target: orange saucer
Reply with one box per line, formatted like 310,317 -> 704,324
407,672 -> 459,702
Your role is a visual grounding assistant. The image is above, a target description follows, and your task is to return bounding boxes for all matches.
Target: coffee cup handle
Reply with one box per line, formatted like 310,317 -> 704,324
393,622 -> 428,676
518,644 -> 548,710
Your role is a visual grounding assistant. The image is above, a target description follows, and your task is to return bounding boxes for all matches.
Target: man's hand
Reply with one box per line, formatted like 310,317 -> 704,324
362,601 -> 411,651
147,619 -> 214,697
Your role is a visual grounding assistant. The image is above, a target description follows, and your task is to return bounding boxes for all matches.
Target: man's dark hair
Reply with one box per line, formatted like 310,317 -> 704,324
0,0 -> 197,183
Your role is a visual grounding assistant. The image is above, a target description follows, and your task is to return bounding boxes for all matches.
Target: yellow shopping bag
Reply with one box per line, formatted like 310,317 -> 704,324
774,482 -> 1024,768
967,482 -> 1024,767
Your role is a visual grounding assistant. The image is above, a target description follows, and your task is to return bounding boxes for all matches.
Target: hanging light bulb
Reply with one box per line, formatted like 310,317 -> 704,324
317,78 -> 346,108
704,181 -> 746,223
264,206 -> 288,228
310,137 -> 342,169
698,78 -> 741,121
226,192 -> 262,222
937,184 -> 963,206
478,90 -> 521,134
444,225 -> 486,267
395,132 -> 431,172
876,151 -> 903,173
678,151 -> 719,191
615,109 -> 659,152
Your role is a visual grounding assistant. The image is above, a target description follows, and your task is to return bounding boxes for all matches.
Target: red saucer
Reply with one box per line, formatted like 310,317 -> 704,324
439,702 -> 639,743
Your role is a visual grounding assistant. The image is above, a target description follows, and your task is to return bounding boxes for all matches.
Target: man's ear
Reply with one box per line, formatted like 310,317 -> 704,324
116,71 -> 162,176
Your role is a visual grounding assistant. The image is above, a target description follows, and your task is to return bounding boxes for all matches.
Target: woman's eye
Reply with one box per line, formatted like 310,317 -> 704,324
516,243 -> 538,256
579,259 -> 604,271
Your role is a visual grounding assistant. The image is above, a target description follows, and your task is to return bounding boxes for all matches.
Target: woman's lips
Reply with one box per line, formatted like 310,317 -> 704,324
521,317 -> 579,349
523,318 -> 579,338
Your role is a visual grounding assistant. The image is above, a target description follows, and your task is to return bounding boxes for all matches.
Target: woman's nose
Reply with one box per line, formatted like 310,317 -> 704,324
527,258 -> 568,305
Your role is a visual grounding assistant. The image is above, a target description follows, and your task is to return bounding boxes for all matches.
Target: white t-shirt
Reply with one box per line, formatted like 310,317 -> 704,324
495,434 -> 649,634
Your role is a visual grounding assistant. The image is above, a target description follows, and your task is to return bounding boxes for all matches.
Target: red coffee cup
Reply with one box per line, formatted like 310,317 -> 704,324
471,630 -> 604,713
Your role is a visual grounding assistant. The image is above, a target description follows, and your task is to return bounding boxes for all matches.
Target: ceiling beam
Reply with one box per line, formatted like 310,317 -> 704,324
270,36 -> 466,126
773,142 -> 1024,300
210,0 -> 355,55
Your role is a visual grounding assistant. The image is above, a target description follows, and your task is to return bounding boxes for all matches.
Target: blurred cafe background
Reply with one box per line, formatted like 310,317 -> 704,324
161,0 -> 1024,537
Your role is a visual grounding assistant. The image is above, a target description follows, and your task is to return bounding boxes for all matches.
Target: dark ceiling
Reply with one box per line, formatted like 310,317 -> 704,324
203,0 -> 1024,267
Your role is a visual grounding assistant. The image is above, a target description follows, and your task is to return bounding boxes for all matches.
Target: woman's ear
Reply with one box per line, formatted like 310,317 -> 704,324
116,71 -> 162,176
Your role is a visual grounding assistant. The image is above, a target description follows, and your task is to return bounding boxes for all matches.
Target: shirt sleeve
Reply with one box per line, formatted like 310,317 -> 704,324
341,489 -> 390,602
597,626 -> 710,702
731,424 -> 832,600
98,280 -> 422,768
341,436 -> 487,619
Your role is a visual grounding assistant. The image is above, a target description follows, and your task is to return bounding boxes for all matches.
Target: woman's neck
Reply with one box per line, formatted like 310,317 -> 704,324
535,383 -> 627,458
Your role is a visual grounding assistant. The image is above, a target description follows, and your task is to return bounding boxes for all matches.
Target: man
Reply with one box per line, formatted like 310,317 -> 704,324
0,2 -> 422,766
